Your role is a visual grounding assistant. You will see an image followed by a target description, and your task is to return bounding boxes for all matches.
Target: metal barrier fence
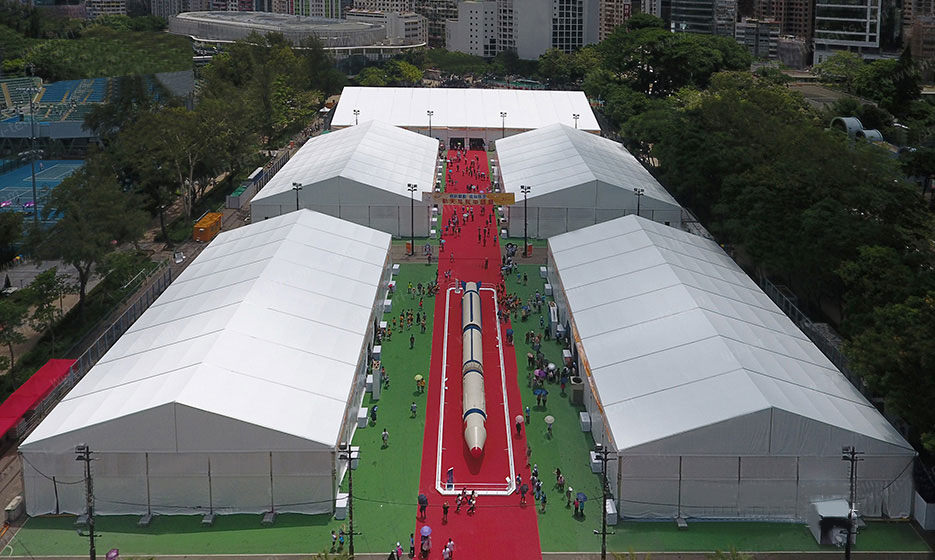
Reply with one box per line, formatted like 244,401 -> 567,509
13,261 -> 173,440
757,275 -> 872,400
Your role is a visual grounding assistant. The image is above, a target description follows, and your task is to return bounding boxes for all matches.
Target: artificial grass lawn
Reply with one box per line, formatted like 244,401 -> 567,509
8,262 -> 930,556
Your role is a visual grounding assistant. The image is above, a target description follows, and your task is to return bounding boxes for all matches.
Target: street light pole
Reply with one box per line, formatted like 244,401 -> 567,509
292,182 -> 302,212
353,108 -> 360,125
75,445 -> 96,560
339,446 -> 359,558
633,187 -> 644,217
520,184 -> 531,257
500,111 -> 507,140
407,183 -> 417,256
593,443 -> 614,560
427,110 -> 434,138
842,447 -> 864,560
573,113 -> 579,129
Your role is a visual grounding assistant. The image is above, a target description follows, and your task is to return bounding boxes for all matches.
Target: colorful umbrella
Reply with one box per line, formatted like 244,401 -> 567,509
414,374 -> 424,381
418,493 -> 428,505
533,388 -> 548,396
420,525 -> 432,537
544,415 -> 555,425
535,369 -> 547,379
576,492 -> 588,502
515,415 -> 524,425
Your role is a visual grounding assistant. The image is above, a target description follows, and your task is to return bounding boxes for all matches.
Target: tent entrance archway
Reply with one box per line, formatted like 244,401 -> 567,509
469,138 -> 485,150
449,138 -> 464,150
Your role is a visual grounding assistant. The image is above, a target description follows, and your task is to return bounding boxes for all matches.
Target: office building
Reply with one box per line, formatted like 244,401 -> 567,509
734,16 -> 779,57
599,0 -> 632,40
348,8 -> 428,43
414,0 -> 458,46
86,0 -> 126,16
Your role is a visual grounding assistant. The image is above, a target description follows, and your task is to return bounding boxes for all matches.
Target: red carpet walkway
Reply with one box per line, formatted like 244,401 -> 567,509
415,150 -> 541,559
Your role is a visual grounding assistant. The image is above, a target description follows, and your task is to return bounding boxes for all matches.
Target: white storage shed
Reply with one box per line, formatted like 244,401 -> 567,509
20,210 -> 392,516
497,124 -> 682,239
251,120 -> 438,238
547,216 -> 915,520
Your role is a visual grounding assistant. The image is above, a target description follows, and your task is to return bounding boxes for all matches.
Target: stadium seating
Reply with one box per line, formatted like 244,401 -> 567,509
39,80 -> 82,104
0,77 -> 41,110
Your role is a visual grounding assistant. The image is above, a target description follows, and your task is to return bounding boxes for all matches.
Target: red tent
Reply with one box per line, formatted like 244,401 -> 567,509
0,359 -> 76,438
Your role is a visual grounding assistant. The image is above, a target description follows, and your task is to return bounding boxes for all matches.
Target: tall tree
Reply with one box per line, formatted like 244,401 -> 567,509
26,267 -> 68,356
0,297 -> 27,374
39,158 -> 147,319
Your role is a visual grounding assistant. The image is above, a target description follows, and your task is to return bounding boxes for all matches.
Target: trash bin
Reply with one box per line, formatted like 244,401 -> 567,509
570,376 -> 584,405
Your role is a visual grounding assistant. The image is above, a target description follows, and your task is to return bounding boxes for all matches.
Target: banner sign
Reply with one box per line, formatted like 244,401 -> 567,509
421,192 -> 516,205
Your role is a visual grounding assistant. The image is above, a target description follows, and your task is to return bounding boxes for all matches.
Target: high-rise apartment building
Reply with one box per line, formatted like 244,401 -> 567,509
414,0 -> 458,45
754,0 -> 812,40
496,0 -> 515,50
734,16 -> 779,56
355,0 -> 414,12
294,0 -> 341,17
86,0 -> 126,16
598,0 -> 632,40
446,0 -> 497,55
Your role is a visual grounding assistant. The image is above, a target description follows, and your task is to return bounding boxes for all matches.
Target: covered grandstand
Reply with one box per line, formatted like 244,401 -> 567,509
331,87 -> 600,146
251,120 -> 438,237
21,209 -> 393,516
496,124 -> 682,238
546,215 -> 916,520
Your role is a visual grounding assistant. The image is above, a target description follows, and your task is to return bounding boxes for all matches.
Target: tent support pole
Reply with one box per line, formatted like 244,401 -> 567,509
208,457 -> 213,515
677,456 -> 682,519
269,452 -> 275,514
146,453 -> 151,516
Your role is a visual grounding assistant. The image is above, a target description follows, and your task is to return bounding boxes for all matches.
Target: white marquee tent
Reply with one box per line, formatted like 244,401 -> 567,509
251,120 -> 437,238
21,210 -> 392,516
331,87 -> 599,146
497,124 -> 683,239
547,216 -> 915,520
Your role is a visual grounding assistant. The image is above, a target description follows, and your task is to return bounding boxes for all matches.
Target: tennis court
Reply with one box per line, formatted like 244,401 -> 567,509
0,160 -> 83,225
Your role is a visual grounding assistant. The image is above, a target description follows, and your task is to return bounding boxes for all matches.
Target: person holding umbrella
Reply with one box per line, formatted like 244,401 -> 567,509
515,414 -> 524,435
577,492 -> 588,516
520,483 -> 528,504
544,415 -> 555,437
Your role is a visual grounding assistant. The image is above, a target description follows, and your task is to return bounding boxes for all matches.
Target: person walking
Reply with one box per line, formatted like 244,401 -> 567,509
382,428 -> 389,448
540,492 -> 547,512
520,483 -> 527,504
409,534 -> 415,557
574,497 -> 580,517
331,530 -> 337,551
515,416 -> 523,435
370,405 -> 378,425
410,401 -> 418,418
419,496 -> 428,519
442,501 -> 450,521
410,333 -> 415,349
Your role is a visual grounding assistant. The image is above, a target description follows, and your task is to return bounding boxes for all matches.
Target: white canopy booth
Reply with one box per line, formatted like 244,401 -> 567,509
331,87 -> 600,147
497,124 -> 683,239
21,210 -> 392,516
546,216 -> 916,520
251,120 -> 437,238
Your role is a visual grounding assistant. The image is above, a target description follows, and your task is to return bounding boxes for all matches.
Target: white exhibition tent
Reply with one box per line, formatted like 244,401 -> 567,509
496,124 -> 683,239
547,216 -> 915,520
331,87 -> 600,146
21,210 -> 392,516
251,120 -> 438,238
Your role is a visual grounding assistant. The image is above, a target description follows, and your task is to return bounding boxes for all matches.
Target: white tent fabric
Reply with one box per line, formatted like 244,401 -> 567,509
251,120 -> 438,237
547,216 -> 915,520
331,87 -> 600,141
21,210 -> 392,516
496,124 -> 682,237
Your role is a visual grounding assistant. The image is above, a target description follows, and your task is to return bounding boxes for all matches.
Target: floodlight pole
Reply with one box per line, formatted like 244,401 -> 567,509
75,445 -> 95,560
573,113 -> 580,129
427,110 -> 434,137
17,85 -> 40,228
593,443 -> 614,560
842,447 -> 864,560
408,183 -> 417,256
520,184 -> 531,257
633,187 -> 644,217
292,182 -> 302,212
500,111 -> 507,140
353,108 -> 360,126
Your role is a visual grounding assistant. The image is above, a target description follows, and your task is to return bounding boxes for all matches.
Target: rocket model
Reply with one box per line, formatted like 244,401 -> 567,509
461,281 -> 487,458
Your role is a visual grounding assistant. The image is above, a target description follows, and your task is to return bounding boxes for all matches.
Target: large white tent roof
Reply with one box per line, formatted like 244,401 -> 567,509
331,87 -> 600,131
497,124 -> 679,207
550,216 -> 913,456
22,210 -> 390,453
254,120 -> 438,204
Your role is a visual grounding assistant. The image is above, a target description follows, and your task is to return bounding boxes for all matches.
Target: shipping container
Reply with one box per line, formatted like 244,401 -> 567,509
193,212 -> 222,242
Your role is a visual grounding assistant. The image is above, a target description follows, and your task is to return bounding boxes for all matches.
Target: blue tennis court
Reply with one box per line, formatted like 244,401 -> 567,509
0,160 -> 83,225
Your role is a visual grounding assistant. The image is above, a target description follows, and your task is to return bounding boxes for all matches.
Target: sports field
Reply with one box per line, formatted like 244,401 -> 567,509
0,160 -> 82,225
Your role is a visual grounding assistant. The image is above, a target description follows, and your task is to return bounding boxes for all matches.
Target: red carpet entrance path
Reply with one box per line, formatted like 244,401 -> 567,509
415,150 -> 541,559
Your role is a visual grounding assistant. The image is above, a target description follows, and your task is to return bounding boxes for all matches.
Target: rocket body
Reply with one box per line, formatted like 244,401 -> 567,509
461,281 -> 487,458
